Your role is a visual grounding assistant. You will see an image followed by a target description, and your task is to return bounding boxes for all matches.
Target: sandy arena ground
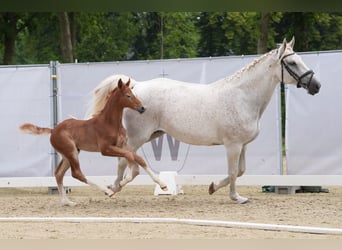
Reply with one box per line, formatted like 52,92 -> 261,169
0,185 -> 341,239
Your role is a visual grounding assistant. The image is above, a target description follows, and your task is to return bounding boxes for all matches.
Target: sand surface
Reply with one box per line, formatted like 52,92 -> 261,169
0,185 -> 341,239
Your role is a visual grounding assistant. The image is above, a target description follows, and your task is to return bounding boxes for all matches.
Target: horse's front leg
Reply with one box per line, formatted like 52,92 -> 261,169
227,144 -> 248,203
209,144 -> 248,204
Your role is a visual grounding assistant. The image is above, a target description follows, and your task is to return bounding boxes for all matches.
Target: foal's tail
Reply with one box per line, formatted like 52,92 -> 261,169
19,123 -> 52,135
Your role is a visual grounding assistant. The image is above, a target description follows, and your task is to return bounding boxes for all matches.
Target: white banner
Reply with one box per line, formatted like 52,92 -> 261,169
57,56 -> 282,176
0,66 -> 52,177
286,51 -> 342,175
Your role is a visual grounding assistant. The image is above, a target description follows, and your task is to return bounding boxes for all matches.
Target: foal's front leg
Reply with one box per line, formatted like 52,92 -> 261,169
102,145 -> 167,192
133,153 -> 167,191
101,144 -> 137,193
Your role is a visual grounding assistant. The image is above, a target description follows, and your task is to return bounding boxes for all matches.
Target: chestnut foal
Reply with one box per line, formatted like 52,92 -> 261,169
20,78 -> 167,206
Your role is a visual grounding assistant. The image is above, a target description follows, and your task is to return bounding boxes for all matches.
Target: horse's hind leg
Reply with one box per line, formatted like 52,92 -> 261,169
117,162 -> 138,188
109,157 -> 128,193
55,158 -> 75,206
237,145 -> 247,177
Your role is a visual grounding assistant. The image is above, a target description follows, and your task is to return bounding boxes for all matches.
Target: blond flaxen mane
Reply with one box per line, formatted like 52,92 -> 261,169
85,74 -> 137,118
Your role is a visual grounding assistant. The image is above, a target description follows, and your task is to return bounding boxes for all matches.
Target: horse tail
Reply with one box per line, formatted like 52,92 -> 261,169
19,123 -> 52,135
85,74 -> 137,119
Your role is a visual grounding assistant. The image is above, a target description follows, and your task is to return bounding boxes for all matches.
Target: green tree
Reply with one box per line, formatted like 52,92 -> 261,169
14,13 -> 61,64
131,12 -> 199,60
75,12 -> 138,62
131,12 -> 160,60
257,12 -> 282,54
274,12 -> 342,52
59,12 -> 74,63
4,12 -> 342,65
159,12 -> 199,59
196,12 -> 259,57
0,13 -> 38,64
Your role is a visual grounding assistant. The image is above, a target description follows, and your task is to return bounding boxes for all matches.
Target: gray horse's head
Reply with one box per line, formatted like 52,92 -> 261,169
277,37 -> 321,95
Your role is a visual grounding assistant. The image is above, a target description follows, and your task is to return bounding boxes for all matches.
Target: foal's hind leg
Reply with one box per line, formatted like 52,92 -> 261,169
66,149 -> 115,197
55,158 -> 75,206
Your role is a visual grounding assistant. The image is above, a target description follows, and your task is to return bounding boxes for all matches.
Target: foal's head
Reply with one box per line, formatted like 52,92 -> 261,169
117,78 -> 146,114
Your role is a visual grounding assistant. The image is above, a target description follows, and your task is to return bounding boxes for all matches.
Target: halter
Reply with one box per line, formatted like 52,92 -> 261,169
281,52 -> 314,89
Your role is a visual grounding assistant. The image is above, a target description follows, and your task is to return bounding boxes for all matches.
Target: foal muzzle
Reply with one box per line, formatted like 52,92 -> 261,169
137,106 -> 146,114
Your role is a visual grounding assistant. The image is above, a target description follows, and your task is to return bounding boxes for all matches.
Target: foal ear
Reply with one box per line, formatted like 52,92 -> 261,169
118,78 -> 123,89
277,38 -> 287,59
126,78 -> 131,88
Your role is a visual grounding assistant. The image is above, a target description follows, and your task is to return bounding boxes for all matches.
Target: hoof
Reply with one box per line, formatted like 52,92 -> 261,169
208,182 -> 215,195
107,192 -> 115,198
61,200 -> 77,207
161,186 -> 168,191
107,184 -> 121,193
105,189 -> 115,198
237,197 -> 249,204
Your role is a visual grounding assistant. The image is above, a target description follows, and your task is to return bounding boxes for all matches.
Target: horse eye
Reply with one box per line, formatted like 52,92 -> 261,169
288,61 -> 297,66
126,94 -> 131,99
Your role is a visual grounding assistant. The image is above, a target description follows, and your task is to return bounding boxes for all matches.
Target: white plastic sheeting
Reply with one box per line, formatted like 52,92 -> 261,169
286,51 -> 342,175
57,56 -> 282,176
7,51 -> 341,179
0,66 -> 52,177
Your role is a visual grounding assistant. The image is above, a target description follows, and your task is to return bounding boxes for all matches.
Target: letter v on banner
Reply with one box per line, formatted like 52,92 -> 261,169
142,134 -> 190,173
150,134 -> 180,161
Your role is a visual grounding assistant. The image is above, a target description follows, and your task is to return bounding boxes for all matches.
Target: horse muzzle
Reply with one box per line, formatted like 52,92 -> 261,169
137,106 -> 146,114
297,73 -> 321,96
307,78 -> 321,95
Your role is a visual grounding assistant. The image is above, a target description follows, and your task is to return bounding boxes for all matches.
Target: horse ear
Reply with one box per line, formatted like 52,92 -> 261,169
288,36 -> 295,48
277,38 -> 287,59
126,78 -> 131,88
118,78 -> 123,89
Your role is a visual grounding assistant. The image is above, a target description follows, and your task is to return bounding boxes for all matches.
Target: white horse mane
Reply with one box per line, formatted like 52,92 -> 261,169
224,49 -> 276,83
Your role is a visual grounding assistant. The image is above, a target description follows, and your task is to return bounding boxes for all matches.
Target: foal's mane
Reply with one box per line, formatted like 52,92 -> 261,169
93,87 -> 120,117
85,75 -> 134,119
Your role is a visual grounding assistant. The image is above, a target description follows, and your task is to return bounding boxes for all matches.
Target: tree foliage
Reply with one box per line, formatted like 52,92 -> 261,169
0,12 -> 341,65
131,12 -> 199,60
